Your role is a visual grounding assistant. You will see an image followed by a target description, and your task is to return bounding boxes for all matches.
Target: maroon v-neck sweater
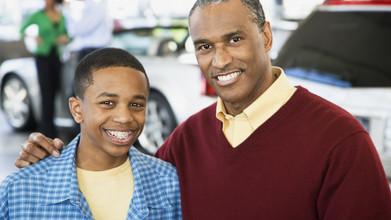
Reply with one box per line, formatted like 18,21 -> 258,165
155,87 -> 391,219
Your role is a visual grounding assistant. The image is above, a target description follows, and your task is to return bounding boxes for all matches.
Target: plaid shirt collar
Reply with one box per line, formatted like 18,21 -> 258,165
39,135 -> 92,218
38,134 -> 173,219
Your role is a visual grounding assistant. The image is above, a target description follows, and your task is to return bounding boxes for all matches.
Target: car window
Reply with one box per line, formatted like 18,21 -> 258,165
110,29 -> 154,55
109,27 -> 188,56
273,10 -> 391,87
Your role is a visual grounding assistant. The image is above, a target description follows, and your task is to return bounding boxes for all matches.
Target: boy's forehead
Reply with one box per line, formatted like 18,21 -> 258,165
91,66 -> 144,80
88,66 -> 148,93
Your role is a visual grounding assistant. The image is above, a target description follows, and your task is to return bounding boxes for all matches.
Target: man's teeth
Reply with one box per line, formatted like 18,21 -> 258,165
217,71 -> 241,82
107,130 -> 131,139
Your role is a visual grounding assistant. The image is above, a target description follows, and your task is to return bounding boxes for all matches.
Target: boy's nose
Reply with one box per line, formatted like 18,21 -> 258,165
113,107 -> 134,123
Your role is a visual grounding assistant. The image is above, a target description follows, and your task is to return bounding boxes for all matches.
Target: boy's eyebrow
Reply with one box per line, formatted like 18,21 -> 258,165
96,92 -> 147,101
133,95 -> 147,101
96,92 -> 118,98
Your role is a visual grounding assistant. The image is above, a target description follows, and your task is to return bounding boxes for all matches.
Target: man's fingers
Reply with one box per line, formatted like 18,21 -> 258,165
14,158 -> 31,169
14,132 -> 64,169
29,132 -> 60,157
53,138 -> 65,150
21,141 -> 50,159
18,150 -> 42,164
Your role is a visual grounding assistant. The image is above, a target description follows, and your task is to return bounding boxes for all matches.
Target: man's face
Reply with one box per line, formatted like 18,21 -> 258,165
70,67 -> 149,164
190,0 -> 273,115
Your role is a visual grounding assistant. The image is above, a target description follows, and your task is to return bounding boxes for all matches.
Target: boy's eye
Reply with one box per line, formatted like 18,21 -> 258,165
102,101 -> 115,106
130,103 -> 143,108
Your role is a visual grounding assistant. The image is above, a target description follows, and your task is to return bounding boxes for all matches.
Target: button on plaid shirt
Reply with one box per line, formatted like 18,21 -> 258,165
0,135 -> 182,219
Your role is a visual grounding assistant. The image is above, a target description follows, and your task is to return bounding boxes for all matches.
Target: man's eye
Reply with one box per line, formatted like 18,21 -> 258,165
230,37 -> 241,43
200,44 -> 212,50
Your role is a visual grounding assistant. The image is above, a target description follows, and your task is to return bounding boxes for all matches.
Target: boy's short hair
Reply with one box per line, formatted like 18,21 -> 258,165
74,47 -> 150,99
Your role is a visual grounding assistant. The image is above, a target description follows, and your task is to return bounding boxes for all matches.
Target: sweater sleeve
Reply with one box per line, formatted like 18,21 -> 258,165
317,131 -> 391,219
20,12 -> 38,37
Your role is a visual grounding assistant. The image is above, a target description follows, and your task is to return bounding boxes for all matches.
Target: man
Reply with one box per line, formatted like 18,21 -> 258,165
63,0 -> 113,61
1,48 -> 182,219
14,0 -> 391,219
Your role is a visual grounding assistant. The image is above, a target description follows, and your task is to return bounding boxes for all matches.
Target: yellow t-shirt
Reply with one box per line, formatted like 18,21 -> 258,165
216,67 -> 297,147
77,158 -> 134,220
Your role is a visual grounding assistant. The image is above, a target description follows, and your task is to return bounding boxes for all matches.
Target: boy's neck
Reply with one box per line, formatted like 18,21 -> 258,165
76,143 -> 129,171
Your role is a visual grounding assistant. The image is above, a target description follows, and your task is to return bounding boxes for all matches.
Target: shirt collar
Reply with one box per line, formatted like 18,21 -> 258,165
216,67 -> 294,128
126,147 -> 173,218
40,135 -> 93,217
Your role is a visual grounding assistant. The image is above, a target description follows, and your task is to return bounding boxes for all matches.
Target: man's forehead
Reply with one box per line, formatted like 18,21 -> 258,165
189,2 -> 251,40
189,0 -> 249,25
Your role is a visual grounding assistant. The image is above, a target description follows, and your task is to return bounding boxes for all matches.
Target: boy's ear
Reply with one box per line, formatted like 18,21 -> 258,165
69,97 -> 83,123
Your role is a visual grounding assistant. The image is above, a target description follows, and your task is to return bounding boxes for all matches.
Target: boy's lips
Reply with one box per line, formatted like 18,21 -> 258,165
105,129 -> 135,145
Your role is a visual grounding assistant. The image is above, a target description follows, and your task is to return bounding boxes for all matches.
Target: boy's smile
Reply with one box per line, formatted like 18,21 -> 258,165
70,66 -> 149,171
106,129 -> 134,144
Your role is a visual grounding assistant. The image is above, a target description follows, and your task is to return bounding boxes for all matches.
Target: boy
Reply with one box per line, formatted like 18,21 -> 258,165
0,48 -> 182,219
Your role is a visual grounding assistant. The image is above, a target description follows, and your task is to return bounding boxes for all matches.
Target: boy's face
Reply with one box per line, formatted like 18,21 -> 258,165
69,66 -> 149,167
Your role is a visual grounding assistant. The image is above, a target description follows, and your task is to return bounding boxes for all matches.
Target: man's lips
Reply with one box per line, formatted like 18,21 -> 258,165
214,71 -> 242,86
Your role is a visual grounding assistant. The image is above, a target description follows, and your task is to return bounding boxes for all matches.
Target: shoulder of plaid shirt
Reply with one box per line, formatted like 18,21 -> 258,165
0,134 -> 182,219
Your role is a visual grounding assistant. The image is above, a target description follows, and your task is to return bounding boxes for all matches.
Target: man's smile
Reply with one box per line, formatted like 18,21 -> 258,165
215,71 -> 242,86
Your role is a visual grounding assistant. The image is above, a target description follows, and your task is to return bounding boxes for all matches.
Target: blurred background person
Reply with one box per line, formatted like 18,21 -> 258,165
63,0 -> 113,62
20,0 -> 69,139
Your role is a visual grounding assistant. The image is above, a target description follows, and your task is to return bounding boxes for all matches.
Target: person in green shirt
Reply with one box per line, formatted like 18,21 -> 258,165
20,0 -> 69,139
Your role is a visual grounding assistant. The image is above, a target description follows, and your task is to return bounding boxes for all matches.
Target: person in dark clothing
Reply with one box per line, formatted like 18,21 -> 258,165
20,0 -> 69,138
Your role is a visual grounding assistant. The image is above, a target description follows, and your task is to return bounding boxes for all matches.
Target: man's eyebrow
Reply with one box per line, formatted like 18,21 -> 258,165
223,30 -> 244,40
193,38 -> 209,46
193,30 -> 245,46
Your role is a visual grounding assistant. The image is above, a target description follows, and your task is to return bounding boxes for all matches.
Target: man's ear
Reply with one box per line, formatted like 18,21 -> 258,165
69,97 -> 83,124
262,21 -> 273,52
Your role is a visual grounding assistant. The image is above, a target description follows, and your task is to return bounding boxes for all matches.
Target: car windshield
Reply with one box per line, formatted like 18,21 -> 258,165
273,10 -> 391,87
109,27 -> 188,56
110,29 -> 154,55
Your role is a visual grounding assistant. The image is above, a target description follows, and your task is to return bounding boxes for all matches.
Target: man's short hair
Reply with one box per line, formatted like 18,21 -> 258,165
189,0 -> 266,30
74,47 -> 150,99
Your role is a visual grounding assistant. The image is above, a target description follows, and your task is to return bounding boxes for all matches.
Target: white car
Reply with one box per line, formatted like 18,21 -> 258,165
273,0 -> 391,177
0,26 -> 216,155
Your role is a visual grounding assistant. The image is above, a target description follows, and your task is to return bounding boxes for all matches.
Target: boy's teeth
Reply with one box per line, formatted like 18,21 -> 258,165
217,71 -> 241,81
107,130 -> 131,139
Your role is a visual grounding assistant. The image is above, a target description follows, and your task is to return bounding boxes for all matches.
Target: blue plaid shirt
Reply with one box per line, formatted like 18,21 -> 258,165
0,135 -> 182,219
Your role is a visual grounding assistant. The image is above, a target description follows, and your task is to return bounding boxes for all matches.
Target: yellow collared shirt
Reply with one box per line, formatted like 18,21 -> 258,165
216,67 -> 297,147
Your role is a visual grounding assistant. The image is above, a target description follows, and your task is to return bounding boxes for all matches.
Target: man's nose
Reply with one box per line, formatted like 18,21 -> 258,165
212,47 -> 233,68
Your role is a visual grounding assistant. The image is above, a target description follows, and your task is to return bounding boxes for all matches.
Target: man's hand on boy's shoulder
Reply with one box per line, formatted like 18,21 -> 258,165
15,132 -> 64,168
